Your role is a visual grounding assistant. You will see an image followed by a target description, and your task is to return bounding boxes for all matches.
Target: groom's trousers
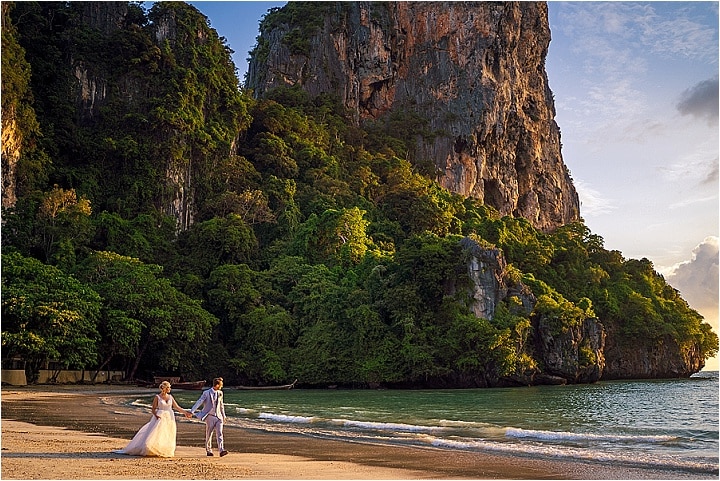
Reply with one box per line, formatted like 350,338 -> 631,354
204,414 -> 225,452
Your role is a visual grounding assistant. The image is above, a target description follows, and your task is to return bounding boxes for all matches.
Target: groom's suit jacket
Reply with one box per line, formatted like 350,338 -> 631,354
191,388 -> 226,421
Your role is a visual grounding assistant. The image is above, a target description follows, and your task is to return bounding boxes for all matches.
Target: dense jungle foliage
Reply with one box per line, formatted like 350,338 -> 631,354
2,2 -> 717,386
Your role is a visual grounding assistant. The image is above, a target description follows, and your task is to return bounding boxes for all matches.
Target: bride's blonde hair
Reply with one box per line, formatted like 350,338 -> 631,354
159,381 -> 171,391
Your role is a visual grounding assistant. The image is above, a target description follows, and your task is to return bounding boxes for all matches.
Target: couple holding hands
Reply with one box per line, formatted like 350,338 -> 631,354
116,377 -> 229,458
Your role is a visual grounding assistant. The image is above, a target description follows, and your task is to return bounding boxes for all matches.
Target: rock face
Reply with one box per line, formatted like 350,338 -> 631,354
70,4 -> 190,230
80,2 -> 128,35
73,3 -> 126,124
1,107 -> 22,210
461,237 -> 534,321
459,237 -> 606,385
247,1 -> 580,232
534,315 -> 606,384
2,3 -> 23,209
602,325 -> 705,379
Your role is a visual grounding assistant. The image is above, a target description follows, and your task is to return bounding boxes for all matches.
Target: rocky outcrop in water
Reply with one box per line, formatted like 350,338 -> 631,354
602,324 -> 705,379
458,237 -> 606,386
459,234 -> 708,384
247,1 -> 580,232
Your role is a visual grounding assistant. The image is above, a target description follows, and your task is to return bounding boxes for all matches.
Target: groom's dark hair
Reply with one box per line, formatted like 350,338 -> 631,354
213,377 -> 223,387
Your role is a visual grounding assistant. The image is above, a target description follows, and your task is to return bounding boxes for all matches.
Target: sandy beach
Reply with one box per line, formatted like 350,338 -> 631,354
0,385 -> 707,480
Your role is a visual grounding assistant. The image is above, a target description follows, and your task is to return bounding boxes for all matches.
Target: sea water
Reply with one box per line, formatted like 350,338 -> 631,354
131,372 -> 718,476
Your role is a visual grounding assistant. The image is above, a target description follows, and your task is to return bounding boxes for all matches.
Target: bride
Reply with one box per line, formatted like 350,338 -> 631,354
115,381 -> 192,457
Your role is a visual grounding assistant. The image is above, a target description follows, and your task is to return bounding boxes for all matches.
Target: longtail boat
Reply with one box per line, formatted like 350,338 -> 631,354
234,379 -> 297,390
172,380 -> 206,390
136,378 -> 206,389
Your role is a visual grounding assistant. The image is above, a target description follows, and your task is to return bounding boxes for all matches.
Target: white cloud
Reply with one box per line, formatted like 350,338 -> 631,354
558,2 -> 717,65
615,119 -> 666,144
586,78 -> 646,120
574,180 -> 616,217
560,3 -> 718,63
660,156 -> 720,184
664,237 -> 719,371
664,236 -> 719,314
557,4 -> 650,77
668,195 -> 718,210
641,14 -> 718,62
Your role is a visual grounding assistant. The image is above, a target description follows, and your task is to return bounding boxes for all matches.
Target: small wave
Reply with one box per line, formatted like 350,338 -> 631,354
225,404 -> 254,415
437,419 -> 507,436
505,427 -> 676,443
336,419 -> 438,433
437,419 -> 485,427
254,413 -> 443,434
258,413 -> 315,423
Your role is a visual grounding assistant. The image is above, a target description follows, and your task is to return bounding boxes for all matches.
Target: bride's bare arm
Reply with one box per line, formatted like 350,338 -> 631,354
171,395 -> 191,417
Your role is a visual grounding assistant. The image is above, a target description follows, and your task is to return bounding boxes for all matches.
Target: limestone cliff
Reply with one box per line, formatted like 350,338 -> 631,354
534,315 -> 606,384
1,107 -> 21,210
73,3 -> 127,124
71,3 -> 196,230
2,3 -> 23,209
9,2 -> 243,231
247,1 -> 580,232
1,2 -> 42,209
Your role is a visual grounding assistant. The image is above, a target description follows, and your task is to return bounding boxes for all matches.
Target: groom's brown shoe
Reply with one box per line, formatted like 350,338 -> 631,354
207,451 -> 213,456
220,450 -> 229,457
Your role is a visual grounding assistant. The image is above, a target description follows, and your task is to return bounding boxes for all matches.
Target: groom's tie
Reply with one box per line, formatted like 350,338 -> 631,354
214,391 -> 221,417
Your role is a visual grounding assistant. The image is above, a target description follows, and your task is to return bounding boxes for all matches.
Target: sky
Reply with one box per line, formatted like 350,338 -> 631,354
186,1 -> 719,370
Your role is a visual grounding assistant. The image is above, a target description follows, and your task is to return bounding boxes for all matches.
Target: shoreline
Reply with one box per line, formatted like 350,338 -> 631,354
0,385 -> 709,479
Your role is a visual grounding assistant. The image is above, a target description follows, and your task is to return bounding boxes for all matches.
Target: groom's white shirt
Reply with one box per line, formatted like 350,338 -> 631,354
190,387 -> 225,421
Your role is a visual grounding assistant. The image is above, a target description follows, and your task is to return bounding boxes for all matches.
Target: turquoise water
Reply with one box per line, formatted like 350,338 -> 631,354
128,372 -> 718,476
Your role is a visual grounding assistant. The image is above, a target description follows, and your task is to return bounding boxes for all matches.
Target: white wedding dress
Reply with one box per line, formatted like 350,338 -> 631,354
115,394 -> 178,457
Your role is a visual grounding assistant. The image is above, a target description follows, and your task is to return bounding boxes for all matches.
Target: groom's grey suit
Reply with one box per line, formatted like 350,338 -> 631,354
190,387 -> 226,454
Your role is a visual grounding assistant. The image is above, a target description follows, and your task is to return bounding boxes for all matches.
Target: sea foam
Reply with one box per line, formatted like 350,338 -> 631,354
504,427 -> 676,443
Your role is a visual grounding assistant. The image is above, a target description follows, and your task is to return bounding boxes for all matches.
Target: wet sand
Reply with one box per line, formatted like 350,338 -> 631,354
0,385 -> 705,479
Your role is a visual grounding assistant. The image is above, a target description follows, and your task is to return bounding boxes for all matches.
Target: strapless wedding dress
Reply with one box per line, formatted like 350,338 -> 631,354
115,394 -> 177,457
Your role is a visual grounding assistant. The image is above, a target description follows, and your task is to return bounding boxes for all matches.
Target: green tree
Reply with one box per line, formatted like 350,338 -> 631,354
206,263 -> 261,343
1,251 -> 101,383
2,186 -> 93,267
177,214 -> 258,276
73,251 -> 217,380
232,305 -> 296,383
375,159 -> 457,237
288,207 -> 371,266
90,211 -> 178,267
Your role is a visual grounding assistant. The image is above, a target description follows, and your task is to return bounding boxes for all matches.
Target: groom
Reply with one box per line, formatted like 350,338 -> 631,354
190,377 -> 229,457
